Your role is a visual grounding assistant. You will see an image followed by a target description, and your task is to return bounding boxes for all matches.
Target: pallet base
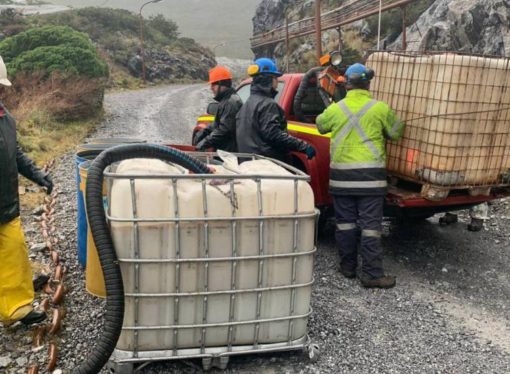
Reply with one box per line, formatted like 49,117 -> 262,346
107,335 -> 318,372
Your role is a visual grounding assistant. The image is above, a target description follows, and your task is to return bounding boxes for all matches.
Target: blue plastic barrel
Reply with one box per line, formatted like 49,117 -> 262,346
75,146 -> 110,267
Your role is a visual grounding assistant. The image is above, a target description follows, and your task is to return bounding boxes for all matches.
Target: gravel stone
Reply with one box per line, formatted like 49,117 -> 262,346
29,243 -> 48,253
1,84 -> 510,373
0,355 -> 12,368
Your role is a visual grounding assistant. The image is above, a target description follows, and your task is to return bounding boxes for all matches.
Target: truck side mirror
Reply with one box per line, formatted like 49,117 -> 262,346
207,102 -> 219,116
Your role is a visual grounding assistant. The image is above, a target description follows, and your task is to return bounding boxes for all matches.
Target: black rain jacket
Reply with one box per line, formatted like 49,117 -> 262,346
200,88 -> 242,152
0,103 -> 46,224
236,78 -> 307,161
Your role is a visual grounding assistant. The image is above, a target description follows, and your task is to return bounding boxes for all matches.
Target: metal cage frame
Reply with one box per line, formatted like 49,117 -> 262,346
104,152 -> 320,372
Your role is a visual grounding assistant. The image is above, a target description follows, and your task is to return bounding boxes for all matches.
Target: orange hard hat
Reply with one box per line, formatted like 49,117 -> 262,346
209,66 -> 232,84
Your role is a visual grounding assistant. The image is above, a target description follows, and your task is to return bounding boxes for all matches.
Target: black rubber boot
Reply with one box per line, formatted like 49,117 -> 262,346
338,265 -> 356,279
19,310 -> 47,326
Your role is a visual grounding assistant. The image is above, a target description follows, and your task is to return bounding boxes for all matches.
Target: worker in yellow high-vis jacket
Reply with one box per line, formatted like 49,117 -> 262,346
316,63 -> 405,289
0,56 -> 53,326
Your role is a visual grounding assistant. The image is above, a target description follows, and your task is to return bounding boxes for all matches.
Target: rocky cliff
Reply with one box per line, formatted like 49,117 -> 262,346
252,0 -> 351,70
253,0 -> 510,71
391,0 -> 510,56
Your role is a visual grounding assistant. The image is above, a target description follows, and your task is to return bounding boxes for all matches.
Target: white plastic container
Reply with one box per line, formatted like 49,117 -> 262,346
368,52 -> 510,187
106,157 -> 316,354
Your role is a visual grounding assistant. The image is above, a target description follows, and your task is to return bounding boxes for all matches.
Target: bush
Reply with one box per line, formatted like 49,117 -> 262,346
8,45 -> 108,78
0,25 -> 108,79
0,25 -> 95,63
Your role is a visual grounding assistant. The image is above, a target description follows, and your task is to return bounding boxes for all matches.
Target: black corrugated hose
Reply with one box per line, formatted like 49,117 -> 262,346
75,144 -> 212,374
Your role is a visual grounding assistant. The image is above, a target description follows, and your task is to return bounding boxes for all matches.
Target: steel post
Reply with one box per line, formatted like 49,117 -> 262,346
286,16 -> 290,72
315,0 -> 322,63
401,6 -> 407,50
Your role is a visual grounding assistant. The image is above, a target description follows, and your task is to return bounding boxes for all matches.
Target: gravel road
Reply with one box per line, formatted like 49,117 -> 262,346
2,84 -> 509,373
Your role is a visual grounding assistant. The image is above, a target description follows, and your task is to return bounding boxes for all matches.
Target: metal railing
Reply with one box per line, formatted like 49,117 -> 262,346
251,0 -> 414,50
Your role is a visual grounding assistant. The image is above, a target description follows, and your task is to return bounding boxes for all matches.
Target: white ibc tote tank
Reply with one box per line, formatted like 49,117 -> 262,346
368,51 -> 510,188
106,155 -> 317,358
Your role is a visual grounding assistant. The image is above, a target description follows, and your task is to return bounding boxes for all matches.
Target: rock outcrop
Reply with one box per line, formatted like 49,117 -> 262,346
128,50 -> 215,82
391,0 -> 510,56
252,0 -> 292,35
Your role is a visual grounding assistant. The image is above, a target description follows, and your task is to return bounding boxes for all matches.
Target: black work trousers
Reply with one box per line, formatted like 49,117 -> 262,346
333,195 -> 384,279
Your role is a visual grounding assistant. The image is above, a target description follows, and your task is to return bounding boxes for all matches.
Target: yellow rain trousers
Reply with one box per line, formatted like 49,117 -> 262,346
0,217 -> 34,323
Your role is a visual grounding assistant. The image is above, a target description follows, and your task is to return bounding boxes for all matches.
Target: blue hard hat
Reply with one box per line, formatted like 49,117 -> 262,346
345,63 -> 368,80
248,58 -> 283,77
345,63 -> 375,85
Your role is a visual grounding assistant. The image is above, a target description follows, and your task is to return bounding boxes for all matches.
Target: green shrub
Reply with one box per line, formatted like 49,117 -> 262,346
8,45 -> 108,78
0,25 -> 94,63
0,25 -> 108,79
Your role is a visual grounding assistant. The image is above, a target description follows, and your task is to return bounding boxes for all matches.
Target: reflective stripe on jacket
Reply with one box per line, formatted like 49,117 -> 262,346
316,89 -> 404,196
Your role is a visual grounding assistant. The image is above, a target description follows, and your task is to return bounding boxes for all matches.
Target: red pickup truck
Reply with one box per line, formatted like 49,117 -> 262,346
194,73 -> 510,223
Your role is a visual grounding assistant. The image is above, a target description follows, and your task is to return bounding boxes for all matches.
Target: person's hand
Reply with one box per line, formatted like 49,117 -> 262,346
194,129 -> 209,145
40,174 -> 53,195
305,145 -> 316,160
196,138 -> 208,151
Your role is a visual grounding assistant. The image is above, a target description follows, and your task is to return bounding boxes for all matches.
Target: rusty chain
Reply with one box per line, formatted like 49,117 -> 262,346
29,158 -> 67,373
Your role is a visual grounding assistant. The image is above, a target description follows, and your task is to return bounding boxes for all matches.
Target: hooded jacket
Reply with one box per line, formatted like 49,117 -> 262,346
199,87 -> 242,152
236,76 -> 308,160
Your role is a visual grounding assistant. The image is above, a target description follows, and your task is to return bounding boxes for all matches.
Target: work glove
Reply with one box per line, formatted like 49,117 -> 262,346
304,145 -> 316,160
39,174 -> 54,195
194,128 -> 210,145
